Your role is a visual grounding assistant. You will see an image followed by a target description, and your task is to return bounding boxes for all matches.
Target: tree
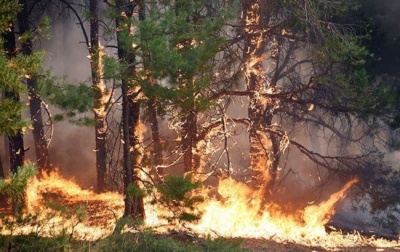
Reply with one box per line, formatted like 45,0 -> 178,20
0,0 -> 23,177
0,1 -> 45,175
231,0 -> 398,204
17,0 -> 51,172
114,0 -> 145,219
89,0 -> 109,193
136,0 -> 229,174
55,0 -> 110,192
2,19 -> 25,174
241,0 -> 276,192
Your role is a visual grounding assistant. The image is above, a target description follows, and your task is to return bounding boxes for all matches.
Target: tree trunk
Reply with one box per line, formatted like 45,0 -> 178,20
243,0 -> 278,197
182,109 -> 198,173
0,145 -> 4,178
90,0 -> 108,193
147,97 -> 163,180
116,0 -> 145,219
3,21 -> 24,174
17,0 -> 51,173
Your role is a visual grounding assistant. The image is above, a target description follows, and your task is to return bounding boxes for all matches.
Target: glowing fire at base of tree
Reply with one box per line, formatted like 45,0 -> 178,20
145,177 -> 399,249
0,171 -> 399,250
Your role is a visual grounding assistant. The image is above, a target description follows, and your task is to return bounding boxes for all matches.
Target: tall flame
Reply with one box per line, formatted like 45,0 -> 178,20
146,177 -> 399,250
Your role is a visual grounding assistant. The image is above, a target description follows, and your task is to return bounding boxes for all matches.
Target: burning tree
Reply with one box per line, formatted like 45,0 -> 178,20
210,0 -> 400,209
113,0 -> 145,219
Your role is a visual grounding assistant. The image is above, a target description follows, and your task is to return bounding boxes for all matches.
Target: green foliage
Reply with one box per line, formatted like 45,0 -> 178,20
130,0 -> 232,115
0,98 -> 27,136
157,175 -> 204,223
19,15 -> 51,44
0,0 -> 20,31
103,56 -> 123,81
37,72 -> 95,125
0,1 -> 45,136
0,234 -> 71,252
0,164 -> 37,214
100,227 -> 246,252
314,33 -> 370,68
0,50 -> 29,135
309,30 -> 396,122
126,183 -> 145,200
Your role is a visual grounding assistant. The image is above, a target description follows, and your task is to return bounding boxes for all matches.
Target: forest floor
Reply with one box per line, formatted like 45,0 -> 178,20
160,230 -> 399,252
0,228 -> 399,251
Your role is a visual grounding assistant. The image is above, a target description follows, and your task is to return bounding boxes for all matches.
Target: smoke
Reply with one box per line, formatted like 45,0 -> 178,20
39,3 -> 96,188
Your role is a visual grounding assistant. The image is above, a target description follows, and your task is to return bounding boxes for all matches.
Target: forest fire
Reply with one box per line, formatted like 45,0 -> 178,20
149,177 -> 400,250
1,170 -> 124,240
1,170 -> 398,250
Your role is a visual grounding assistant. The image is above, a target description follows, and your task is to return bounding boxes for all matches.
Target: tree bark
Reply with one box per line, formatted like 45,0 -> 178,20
17,0 -> 51,173
182,109 -> 198,173
90,0 -> 108,193
242,0 -> 278,197
116,0 -> 145,219
0,149 -> 3,178
147,97 -> 163,180
2,21 -> 24,174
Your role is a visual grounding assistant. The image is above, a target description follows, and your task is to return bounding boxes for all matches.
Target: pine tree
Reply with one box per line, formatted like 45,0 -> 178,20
235,0 -> 396,202
136,0 -> 229,174
114,0 -> 145,219
0,0 -> 44,174
90,0 -> 109,193
17,0 -> 51,172
2,20 -> 25,174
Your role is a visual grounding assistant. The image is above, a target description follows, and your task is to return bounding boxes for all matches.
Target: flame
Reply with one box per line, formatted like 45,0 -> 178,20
1,170 -> 124,240
0,170 -> 399,250
146,177 -> 400,250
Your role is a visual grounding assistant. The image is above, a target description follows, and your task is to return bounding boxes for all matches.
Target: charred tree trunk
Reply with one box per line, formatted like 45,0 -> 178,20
90,0 -> 108,193
116,0 -> 145,219
243,0 -> 278,197
3,22 -> 24,174
17,0 -> 51,172
182,109 -> 198,173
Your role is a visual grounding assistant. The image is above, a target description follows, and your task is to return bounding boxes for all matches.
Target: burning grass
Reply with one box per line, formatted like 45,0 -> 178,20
0,169 -> 399,251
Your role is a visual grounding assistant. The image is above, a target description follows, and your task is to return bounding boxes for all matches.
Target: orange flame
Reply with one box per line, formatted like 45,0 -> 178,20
0,171 -> 399,250
1,170 -> 124,240
146,177 -> 399,250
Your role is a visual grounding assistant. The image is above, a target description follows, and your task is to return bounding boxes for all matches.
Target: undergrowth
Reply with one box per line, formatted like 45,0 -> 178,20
0,231 -> 246,252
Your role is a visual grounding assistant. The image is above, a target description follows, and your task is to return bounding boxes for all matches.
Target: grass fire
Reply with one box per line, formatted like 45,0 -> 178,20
1,167 -> 399,251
